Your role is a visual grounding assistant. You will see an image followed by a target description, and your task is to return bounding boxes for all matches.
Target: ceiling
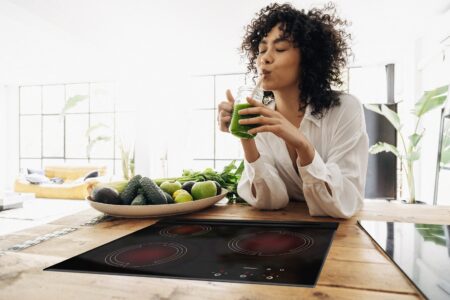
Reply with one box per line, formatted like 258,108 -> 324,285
3,0 -> 450,78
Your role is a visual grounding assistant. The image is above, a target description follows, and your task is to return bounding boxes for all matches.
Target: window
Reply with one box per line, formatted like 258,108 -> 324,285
188,73 -> 247,171
18,82 -> 135,176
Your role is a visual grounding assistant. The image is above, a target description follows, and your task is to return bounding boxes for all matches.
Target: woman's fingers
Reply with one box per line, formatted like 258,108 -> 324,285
246,97 -> 264,107
239,105 -> 273,117
248,124 -> 281,135
226,89 -> 235,104
239,116 -> 278,126
217,99 -> 234,132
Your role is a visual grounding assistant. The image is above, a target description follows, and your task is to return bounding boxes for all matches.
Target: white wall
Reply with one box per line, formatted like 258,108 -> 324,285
0,86 -> 6,189
1,0 -> 449,195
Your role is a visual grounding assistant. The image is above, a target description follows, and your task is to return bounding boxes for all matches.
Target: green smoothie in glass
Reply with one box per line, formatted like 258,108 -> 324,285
229,85 -> 264,139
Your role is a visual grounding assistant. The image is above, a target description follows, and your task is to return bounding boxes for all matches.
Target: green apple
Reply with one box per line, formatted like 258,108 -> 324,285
191,181 -> 217,200
174,192 -> 193,203
160,181 -> 182,195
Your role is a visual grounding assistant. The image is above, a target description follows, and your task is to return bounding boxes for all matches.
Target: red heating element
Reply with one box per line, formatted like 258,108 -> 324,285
105,242 -> 187,268
228,231 -> 314,256
159,225 -> 212,237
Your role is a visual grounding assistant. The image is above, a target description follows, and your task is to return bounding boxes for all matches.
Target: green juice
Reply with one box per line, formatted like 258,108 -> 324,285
230,103 -> 259,139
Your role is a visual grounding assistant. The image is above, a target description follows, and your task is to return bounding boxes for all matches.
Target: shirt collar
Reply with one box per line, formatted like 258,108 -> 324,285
264,99 -> 321,127
303,104 -> 321,127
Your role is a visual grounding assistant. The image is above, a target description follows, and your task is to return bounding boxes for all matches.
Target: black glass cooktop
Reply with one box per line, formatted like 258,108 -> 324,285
45,218 -> 338,287
358,220 -> 450,300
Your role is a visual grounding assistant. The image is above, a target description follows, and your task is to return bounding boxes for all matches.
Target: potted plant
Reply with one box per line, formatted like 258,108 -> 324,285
365,85 -> 448,204
61,94 -> 135,180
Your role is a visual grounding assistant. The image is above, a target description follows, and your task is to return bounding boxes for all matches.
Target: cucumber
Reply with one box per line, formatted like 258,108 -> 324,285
120,175 -> 142,205
131,194 -> 146,205
140,177 -> 167,205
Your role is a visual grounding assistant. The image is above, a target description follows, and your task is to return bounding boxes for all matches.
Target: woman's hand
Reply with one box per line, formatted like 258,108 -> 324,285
217,90 -> 235,132
239,97 -> 315,166
239,97 -> 303,147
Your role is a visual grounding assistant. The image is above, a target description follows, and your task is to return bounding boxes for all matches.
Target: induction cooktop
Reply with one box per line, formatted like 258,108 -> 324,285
45,218 -> 338,287
358,220 -> 450,300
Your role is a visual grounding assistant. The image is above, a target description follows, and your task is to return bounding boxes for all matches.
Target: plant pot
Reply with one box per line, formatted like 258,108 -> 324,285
400,199 -> 427,205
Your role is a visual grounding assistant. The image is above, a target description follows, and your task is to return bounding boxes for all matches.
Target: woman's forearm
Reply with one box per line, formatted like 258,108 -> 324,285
241,138 -> 260,163
294,137 -> 315,166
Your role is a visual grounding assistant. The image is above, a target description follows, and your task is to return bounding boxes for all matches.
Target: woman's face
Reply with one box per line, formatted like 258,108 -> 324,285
256,25 -> 301,92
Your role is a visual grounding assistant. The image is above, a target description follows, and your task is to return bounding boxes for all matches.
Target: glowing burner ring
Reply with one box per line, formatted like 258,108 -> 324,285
105,242 -> 187,268
228,230 -> 314,256
159,225 -> 212,237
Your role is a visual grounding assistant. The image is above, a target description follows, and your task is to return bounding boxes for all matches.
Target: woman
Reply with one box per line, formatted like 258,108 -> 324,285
217,3 -> 369,218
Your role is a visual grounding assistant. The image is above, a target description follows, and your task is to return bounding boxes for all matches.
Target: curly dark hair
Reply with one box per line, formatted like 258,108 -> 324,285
241,2 -> 352,118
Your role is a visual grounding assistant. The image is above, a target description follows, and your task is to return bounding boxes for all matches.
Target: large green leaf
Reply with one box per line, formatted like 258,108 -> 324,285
414,85 -> 448,117
364,104 -> 401,130
61,94 -> 89,115
85,123 -> 109,137
381,104 -> 401,130
408,133 -> 423,148
369,142 -> 400,157
406,150 -> 420,162
441,132 -> 450,165
364,104 -> 382,114
86,135 -> 112,156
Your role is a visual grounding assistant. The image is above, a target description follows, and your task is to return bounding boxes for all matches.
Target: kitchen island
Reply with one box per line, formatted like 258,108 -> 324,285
1,200 -> 449,299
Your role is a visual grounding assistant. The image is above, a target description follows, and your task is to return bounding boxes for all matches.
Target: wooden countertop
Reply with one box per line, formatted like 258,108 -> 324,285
1,200 -> 449,300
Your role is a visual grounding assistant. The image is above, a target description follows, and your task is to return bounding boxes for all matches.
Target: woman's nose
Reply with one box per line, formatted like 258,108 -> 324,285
260,50 -> 274,65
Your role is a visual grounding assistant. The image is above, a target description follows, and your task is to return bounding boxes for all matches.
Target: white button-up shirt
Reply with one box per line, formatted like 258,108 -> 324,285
237,93 -> 369,219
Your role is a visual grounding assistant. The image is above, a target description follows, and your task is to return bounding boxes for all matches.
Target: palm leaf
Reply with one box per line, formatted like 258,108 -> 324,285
85,123 -> 109,137
414,85 -> 448,117
86,135 -> 111,156
408,133 -> 423,148
364,104 -> 401,130
61,94 -> 89,115
406,150 -> 420,162
441,131 -> 450,165
369,142 -> 400,157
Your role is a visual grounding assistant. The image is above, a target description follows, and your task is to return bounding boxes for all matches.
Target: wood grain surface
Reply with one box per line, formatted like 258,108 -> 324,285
1,200 -> 449,299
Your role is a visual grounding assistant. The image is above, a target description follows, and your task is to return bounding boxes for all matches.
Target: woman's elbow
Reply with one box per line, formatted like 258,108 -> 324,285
252,195 -> 289,210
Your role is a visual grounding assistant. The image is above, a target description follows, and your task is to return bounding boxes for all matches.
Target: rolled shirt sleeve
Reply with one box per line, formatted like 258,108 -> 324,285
237,137 -> 289,210
298,102 -> 369,219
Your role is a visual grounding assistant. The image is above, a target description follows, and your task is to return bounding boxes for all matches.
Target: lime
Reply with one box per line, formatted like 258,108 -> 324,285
173,189 -> 189,198
160,181 -> 182,195
175,192 -> 193,203
191,181 -> 217,200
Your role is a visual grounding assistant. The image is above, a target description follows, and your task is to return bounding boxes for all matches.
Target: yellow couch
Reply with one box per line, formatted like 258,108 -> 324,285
14,165 -> 107,200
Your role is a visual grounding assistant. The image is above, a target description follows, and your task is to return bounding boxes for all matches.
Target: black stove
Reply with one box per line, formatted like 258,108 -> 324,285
45,218 -> 338,287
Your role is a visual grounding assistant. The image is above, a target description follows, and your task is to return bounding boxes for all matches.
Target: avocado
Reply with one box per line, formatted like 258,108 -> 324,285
181,181 -> 196,194
92,187 -> 121,205
213,181 -> 222,195
163,191 -> 175,204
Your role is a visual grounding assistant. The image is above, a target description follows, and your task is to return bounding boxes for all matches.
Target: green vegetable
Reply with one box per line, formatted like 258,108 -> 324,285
153,160 -> 246,204
131,194 -> 146,205
120,175 -> 142,205
140,177 -> 167,205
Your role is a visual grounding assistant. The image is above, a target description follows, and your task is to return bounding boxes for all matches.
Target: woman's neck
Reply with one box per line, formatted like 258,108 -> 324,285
273,86 -> 303,126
